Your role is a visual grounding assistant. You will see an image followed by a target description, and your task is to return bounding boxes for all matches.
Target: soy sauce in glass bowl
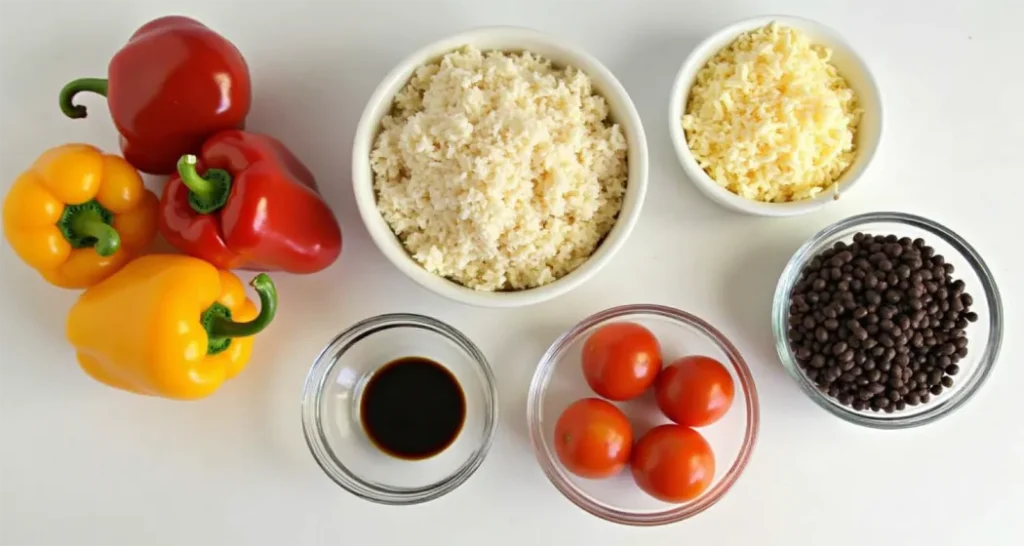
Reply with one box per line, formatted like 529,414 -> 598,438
360,356 -> 467,461
527,304 -> 760,526
772,212 -> 1004,429
301,313 -> 498,505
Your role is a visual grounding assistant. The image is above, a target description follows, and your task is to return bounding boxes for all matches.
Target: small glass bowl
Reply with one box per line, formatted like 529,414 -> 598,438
527,304 -> 760,526
301,313 -> 499,505
772,212 -> 1004,429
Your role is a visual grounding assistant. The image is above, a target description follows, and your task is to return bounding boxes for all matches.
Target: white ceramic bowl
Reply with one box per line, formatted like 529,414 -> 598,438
352,27 -> 649,308
668,15 -> 883,217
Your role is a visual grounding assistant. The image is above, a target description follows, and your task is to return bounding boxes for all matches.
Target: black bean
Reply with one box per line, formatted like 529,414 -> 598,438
786,233 -> 975,413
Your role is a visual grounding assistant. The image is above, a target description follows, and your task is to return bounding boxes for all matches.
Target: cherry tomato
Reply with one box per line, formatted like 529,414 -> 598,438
630,424 -> 715,503
581,322 -> 662,401
553,398 -> 633,479
655,355 -> 735,427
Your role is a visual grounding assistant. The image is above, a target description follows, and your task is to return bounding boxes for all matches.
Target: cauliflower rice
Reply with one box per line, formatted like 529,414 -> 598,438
371,46 -> 628,291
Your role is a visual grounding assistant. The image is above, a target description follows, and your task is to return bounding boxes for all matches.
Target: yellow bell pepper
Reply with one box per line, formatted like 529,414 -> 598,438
66,254 -> 278,400
3,143 -> 159,289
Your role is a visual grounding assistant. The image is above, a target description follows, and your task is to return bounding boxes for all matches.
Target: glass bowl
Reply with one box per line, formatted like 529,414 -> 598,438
301,313 -> 499,505
527,304 -> 760,526
772,211 -> 1004,429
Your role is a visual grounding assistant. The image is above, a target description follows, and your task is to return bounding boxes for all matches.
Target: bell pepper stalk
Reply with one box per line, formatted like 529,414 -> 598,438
58,78 -> 109,118
176,155 -> 231,214
59,200 -> 120,257
2,143 -> 159,289
202,272 -> 278,355
58,16 -> 251,175
66,255 -> 279,400
159,130 -> 343,274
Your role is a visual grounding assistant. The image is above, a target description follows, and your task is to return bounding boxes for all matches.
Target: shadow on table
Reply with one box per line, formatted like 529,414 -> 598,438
604,30 -> 728,226
718,228 -> 810,380
493,321 -> 566,452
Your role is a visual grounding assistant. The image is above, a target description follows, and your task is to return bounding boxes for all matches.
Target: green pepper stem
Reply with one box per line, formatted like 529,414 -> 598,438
206,274 -> 278,339
68,207 -> 120,257
178,155 -> 216,196
59,78 -> 109,119
177,155 -> 233,214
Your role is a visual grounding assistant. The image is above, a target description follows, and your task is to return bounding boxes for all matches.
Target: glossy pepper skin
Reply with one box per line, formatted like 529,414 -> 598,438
159,130 -> 343,273
2,144 -> 159,289
66,255 -> 278,400
58,16 -> 251,175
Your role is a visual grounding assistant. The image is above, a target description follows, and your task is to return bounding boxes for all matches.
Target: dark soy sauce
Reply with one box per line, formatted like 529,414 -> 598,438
360,356 -> 466,460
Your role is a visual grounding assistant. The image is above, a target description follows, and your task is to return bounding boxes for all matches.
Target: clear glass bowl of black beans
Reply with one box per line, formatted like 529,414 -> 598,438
773,212 -> 1003,428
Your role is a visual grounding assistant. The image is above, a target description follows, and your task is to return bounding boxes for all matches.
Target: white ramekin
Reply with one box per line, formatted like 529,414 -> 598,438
668,15 -> 883,217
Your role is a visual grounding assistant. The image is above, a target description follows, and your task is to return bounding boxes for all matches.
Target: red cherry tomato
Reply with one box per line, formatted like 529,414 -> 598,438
655,355 -> 735,427
553,398 -> 633,479
631,424 -> 715,503
581,322 -> 662,401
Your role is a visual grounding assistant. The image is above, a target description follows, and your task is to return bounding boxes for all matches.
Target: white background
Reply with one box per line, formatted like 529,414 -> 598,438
1,0 -> 1022,544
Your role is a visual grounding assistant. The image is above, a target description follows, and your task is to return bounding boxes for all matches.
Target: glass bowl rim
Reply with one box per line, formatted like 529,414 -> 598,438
771,211 -> 1004,429
300,312 -> 499,505
526,303 -> 760,526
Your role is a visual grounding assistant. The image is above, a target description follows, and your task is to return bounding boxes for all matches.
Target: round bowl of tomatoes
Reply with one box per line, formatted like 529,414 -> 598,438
527,304 -> 760,526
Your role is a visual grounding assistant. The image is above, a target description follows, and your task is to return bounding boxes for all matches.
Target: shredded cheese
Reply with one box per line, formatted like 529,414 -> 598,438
682,23 -> 862,203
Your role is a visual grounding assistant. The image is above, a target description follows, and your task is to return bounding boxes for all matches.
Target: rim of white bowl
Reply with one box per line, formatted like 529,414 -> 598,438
352,26 -> 649,308
668,15 -> 884,217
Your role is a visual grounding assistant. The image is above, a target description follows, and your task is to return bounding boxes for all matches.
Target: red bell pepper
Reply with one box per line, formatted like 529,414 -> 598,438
58,16 -> 251,175
158,131 -> 343,274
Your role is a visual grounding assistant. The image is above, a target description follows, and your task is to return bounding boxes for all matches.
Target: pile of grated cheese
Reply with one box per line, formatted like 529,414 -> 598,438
682,22 -> 862,203
370,46 -> 628,291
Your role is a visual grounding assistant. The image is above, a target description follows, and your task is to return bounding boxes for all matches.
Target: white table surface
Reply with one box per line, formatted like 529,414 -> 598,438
1,0 -> 1022,544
